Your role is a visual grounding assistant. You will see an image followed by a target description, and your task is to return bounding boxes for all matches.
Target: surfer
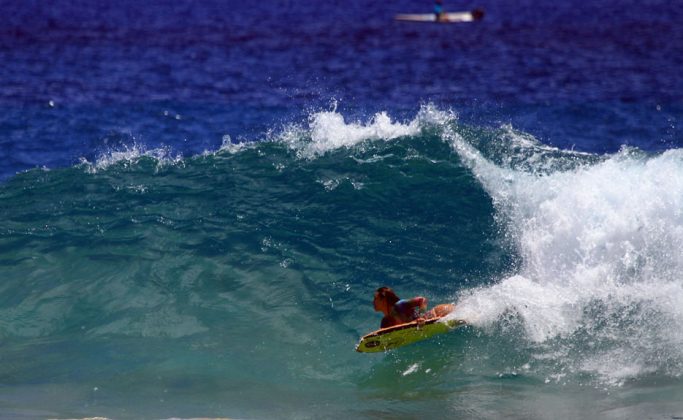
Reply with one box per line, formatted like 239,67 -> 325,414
373,286 -> 454,328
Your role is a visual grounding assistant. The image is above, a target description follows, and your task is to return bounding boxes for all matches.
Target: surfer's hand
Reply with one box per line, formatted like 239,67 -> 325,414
416,317 -> 426,328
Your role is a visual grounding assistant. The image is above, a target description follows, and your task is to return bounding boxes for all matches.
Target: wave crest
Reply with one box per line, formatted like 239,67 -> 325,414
277,104 -> 455,158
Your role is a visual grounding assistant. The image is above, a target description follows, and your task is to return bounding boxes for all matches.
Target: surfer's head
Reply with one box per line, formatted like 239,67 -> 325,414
374,286 -> 399,314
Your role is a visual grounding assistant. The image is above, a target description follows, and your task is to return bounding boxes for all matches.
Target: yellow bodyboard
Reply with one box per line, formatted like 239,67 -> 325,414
356,317 -> 466,353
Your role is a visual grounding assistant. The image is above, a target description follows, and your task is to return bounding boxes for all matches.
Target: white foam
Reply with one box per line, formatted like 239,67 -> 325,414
402,363 -> 421,376
278,104 -> 453,158
445,127 -> 683,383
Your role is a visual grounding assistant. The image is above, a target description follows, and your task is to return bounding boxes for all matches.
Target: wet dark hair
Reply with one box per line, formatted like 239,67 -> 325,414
375,286 -> 400,306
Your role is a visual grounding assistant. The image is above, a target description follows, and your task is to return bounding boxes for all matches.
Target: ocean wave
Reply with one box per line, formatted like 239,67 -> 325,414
4,104 -> 683,389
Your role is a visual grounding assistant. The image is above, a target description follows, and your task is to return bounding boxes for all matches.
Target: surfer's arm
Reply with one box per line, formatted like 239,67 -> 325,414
410,296 -> 428,312
410,297 -> 429,325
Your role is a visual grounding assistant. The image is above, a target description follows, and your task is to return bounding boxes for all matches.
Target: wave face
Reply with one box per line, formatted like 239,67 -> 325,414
1,106 -> 683,418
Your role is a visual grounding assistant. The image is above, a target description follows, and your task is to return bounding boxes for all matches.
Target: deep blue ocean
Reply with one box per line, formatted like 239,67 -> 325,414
1,0 -> 683,418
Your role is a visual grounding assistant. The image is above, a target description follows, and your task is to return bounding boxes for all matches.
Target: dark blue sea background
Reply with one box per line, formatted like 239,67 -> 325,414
1,0 -> 683,418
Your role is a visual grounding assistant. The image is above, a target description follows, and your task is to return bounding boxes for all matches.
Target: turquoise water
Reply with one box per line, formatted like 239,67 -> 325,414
2,107 -> 683,418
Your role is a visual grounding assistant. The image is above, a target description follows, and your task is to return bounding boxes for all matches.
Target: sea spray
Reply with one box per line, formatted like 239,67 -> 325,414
275,104 -> 455,159
446,129 -> 683,385
79,143 -> 184,173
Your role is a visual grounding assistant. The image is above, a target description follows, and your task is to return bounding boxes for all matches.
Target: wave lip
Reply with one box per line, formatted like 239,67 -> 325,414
64,104 -> 457,176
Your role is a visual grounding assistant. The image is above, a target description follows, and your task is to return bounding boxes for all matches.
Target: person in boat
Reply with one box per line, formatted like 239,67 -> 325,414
373,286 -> 454,329
433,2 -> 485,23
471,8 -> 485,20
434,0 -> 445,21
